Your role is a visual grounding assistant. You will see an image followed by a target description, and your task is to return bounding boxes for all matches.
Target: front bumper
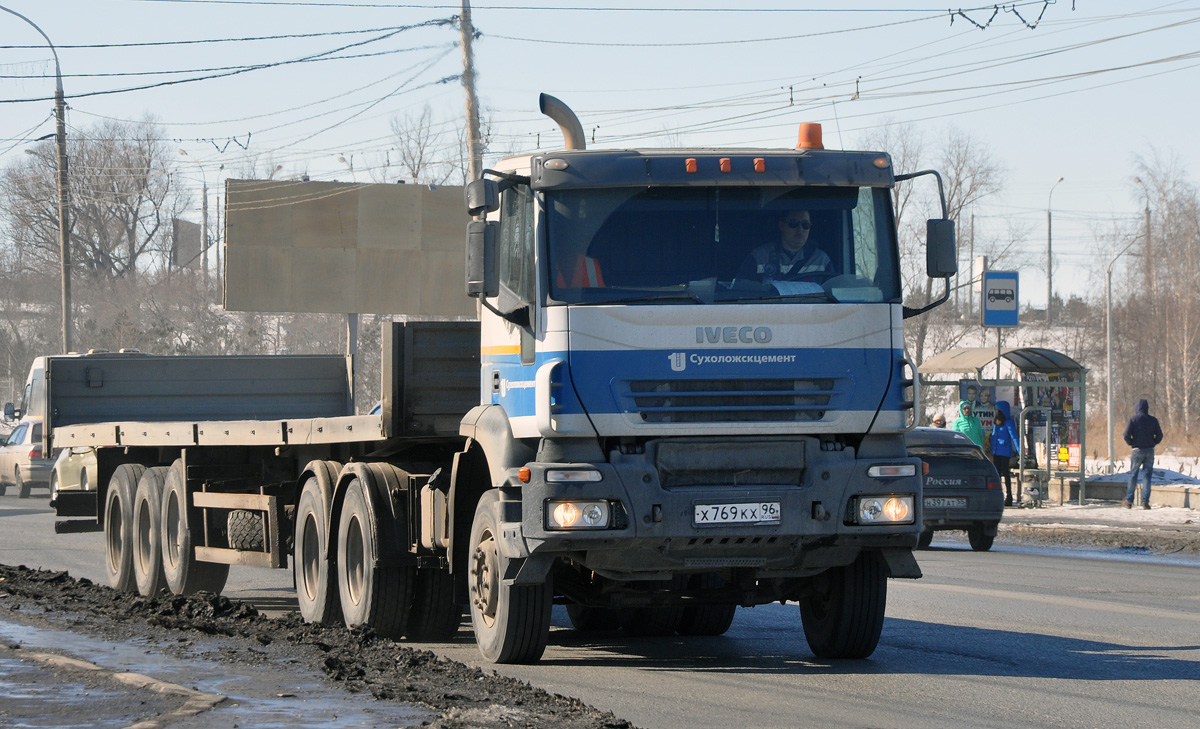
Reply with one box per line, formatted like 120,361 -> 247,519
490,445 -> 922,580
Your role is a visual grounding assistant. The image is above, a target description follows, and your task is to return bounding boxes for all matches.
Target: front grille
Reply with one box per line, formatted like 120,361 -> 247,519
622,378 -> 839,423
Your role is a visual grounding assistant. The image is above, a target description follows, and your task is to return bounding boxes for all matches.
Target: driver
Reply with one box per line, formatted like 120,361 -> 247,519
736,209 -> 831,284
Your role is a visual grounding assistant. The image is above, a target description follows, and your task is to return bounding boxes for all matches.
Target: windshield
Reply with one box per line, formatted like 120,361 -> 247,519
545,186 -> 899,305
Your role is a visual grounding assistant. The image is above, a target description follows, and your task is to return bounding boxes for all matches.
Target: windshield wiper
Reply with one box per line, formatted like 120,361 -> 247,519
610,292 -> 706,305
731,291 -> 838,304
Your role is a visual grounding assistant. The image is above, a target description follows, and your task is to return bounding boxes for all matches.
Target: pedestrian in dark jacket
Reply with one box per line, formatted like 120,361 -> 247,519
1123,398 -> 1163,509
990,401 -> 1020,506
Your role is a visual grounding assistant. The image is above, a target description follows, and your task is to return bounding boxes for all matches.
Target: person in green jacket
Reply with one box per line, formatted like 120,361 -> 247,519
952,399 -> 985,447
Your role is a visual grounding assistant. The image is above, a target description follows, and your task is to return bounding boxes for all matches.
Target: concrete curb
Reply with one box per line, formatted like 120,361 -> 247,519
17,649 -> 226,729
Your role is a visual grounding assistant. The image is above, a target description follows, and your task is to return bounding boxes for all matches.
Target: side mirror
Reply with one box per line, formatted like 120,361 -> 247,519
465,179 -> 499,217
926,219 -> 957,278
465,220 -> 498,298
3,402 -> 14,420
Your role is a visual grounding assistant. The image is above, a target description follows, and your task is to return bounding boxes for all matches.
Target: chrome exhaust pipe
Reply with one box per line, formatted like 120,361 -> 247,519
539,93 -> 586,151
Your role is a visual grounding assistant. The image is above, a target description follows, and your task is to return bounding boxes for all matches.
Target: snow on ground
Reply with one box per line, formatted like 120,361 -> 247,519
1007,500 -> 1200,527
1084,454 -> 1200,482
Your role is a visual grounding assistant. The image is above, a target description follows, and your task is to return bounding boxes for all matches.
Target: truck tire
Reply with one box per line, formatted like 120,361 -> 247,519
917,528 -> 934,549
678,573 -> 737,636
468,490 -> 552,663
620,605 -> 684,636
16,469 -> 30,499
406,568 -> 462,641
968,524 -> 995,552
799,551 -> 886,659
103,464 -> 146,592
565,604 -> 620,632
133,467 -> 170,597
336,472 -> 412,639
227,510 -> 265,551
294,466 -> 340,625
161,460 -> 229,595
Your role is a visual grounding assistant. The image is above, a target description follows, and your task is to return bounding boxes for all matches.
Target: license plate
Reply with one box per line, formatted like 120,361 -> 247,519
925,497 -> 967,509
694,502 -> 781,525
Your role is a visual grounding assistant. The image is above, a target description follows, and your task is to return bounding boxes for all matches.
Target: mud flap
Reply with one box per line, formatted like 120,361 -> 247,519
879,547 -> 922,579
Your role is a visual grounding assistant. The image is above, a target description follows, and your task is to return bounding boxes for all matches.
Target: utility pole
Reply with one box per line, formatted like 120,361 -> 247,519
3,6 -> 72,353
460,0 -> 484,181
1046,177 -> 1064,326
967,212 -> 975,319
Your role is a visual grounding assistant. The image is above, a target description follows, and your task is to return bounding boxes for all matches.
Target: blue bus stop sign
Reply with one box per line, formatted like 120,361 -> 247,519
981,271 -> 1019,327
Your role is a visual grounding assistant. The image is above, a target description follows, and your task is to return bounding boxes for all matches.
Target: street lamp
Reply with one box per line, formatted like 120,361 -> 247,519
1046,176 -> 1064,325
2,4 -> 72,353
1107,232 -> 1145,472
178,149 -> 209,299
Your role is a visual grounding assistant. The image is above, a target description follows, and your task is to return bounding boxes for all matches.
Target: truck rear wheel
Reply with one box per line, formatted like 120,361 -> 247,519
161,460 -> 229,595
565,604 -> 620,631
294,464 -> 341,625
405,568 -> 462,640
678,573 -> 737,636
468,490 -> 551,663
103,464 -> 146,592
336,472 -> 412,639
799,551 -> 886,659
133,467 -> 170,597
620,606 -> 684,636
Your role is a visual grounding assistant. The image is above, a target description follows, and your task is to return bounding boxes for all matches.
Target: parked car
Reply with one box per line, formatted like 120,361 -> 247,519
905,426 -> 1004,551
0,419 -> 52,498
51,445 -> 99,498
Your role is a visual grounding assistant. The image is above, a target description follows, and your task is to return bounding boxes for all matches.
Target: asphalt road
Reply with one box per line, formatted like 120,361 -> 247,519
4,491 -> 1200,729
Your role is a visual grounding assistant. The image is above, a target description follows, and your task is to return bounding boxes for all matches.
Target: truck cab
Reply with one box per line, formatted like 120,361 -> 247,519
456,95 -> 956,662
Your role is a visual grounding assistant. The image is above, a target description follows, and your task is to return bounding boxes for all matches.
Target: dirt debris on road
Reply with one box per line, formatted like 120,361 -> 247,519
0,564 -> 633,729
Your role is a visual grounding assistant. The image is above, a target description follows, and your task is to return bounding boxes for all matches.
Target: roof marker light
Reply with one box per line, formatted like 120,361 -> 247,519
796,123 -> 823,150
544,158 -> 569,171
719,158 -> 731,173
873,157 -> 890,169
754,158 -> 766,172
685,158 -> 698,173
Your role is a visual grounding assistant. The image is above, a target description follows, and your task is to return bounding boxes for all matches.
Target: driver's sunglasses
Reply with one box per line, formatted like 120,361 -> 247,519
785,219 -> 812,230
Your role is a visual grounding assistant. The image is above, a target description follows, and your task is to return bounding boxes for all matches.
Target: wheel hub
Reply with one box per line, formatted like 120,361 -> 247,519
471,531 -> 499,625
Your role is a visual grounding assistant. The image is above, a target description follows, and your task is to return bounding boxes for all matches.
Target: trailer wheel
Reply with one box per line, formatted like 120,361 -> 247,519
16,469 -> 30,499
565,604 -> 620,632
799,551 -> 886,660
227,510 -> 264,551
336,474 -> 412,639
161,460 -> 229,595
678,573 -> 737,636
133,467 -> 170,597
103,464 -> 146,592
468,490 -> 551,663
295,471 -> 340,625
405,568 -> 462,641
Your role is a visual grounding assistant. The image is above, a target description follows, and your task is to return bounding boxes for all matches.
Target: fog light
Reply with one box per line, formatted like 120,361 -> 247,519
868,464 -> 917,478
856,495 -> 914,524
547,500 -> 610,530
545,469 -> 603,483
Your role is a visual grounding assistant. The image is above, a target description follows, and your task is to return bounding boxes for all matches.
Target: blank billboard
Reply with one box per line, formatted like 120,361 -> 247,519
223,180 -> 474,317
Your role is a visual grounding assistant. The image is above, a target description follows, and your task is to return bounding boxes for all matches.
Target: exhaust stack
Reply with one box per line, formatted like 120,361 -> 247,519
539,93 -> 586,151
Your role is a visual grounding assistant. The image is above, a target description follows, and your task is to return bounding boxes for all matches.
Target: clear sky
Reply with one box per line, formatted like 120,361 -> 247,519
2,0 -> 1197,308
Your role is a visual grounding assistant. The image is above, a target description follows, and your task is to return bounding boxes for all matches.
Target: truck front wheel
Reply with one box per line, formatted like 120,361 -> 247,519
468,490 -> 551,663
161,460 -> 228,595
103,464 -> 146,592
799,551 -> 886,659
133,467 -> 170,597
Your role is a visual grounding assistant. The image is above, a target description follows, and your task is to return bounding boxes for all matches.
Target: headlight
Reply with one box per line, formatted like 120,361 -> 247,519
546,500 -> 610,530
545,469 -> 603,483
854,495 -> 915,525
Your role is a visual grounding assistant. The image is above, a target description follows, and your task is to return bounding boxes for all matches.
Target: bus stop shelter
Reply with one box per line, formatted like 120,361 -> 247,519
918,347 -> 1089,504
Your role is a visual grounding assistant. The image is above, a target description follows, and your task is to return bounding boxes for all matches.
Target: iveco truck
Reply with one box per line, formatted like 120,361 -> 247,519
44,95 -> 956,664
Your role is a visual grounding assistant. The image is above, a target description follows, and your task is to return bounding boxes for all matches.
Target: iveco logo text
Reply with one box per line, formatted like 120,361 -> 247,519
695,326 -> 773,344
